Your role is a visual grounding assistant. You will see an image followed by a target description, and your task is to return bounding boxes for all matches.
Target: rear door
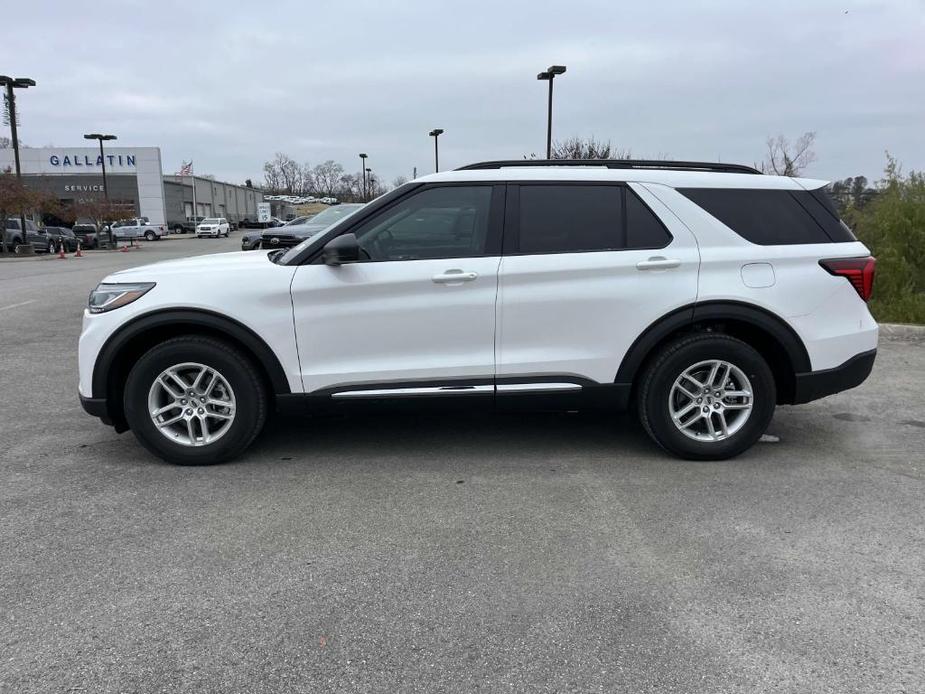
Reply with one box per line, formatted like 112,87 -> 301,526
496,182 -> 700,389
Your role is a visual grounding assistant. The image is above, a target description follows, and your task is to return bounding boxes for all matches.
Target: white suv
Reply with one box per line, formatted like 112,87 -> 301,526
196,218 -> 230,238
79,160 -> 878,465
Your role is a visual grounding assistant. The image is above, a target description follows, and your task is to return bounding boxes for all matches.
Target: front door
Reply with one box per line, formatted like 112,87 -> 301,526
290,184 -> 504,395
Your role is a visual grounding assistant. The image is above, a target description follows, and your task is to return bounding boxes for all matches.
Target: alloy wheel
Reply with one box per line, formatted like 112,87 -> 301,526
668,359 -> 753,442
147,362 -> 236,446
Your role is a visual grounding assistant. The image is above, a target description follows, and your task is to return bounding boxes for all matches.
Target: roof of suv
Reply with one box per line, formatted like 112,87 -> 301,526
417,161 -> 826,190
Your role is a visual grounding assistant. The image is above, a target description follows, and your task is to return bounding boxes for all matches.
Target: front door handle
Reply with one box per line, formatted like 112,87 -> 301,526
432,269 -> 478,284
636,256 -> 681,271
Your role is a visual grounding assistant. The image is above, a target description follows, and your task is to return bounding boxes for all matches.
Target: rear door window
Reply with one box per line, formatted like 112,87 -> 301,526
512,184 -> 671,254
678,188 -> 839,245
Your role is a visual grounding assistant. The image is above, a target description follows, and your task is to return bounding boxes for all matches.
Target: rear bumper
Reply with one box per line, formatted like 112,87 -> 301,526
792,349 -> 876,404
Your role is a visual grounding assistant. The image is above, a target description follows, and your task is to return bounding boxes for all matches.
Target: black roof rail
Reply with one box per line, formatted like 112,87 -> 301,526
455,159 -> 762,175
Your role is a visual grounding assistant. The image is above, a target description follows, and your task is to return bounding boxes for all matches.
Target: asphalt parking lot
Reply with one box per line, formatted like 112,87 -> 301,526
1,236 -> 923,693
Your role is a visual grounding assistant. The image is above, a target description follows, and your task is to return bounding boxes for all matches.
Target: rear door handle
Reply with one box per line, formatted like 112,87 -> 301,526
432,269 -> 478,284
636,256 -> 681,271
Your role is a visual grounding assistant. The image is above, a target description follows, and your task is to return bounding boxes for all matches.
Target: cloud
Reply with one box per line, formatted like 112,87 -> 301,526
4,0 -> 924,184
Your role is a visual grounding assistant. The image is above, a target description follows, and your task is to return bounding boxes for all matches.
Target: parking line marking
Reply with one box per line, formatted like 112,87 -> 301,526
0,300 -> 36,312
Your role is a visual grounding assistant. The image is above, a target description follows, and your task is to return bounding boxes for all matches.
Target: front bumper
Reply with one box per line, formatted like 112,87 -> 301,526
79,393 -> 113,426
792,349 -> 876,404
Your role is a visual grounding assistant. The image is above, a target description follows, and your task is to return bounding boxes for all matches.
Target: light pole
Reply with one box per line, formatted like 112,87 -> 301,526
536,65 -> 566,159
84,133 -> 117,247
365,167 -> 372,197
358,153 -> 368,201
429,129 -> 444,172
0,75 -> 36,254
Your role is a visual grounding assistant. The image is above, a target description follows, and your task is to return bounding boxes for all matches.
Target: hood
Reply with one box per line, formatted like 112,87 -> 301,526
104,250 -> 274,283
264,221 -> 328,238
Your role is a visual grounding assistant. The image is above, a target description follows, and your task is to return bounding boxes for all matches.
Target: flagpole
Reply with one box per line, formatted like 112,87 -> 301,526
190,162 -> 197,226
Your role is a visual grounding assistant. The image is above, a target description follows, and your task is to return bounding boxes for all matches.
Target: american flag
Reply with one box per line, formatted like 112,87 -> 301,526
178,160 -> 193,176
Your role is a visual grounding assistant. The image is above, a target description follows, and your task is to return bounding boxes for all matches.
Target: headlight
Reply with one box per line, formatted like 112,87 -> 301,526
88,282 -> 155,314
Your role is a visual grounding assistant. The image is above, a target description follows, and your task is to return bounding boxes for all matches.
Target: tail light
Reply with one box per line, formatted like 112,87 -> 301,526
819,256 -> 876,301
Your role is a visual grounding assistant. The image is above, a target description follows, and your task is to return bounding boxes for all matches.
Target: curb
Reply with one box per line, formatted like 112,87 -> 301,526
0,247 -> 149,262
879,323 -> 925,341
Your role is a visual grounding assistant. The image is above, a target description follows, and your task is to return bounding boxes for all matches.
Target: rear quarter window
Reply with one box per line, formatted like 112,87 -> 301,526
678,188 -> 849,245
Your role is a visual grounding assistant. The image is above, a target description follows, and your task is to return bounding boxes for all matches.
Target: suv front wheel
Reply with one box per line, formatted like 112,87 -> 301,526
123,336 -> 268,465
638,334 -> 776,460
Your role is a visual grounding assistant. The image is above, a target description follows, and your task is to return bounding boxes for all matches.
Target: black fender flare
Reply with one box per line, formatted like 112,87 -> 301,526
91,308 -> 292,400
614,300 -> 811,384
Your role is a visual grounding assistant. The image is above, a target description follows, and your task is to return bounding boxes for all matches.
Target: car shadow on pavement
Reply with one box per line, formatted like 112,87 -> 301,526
238,409 -> 774,471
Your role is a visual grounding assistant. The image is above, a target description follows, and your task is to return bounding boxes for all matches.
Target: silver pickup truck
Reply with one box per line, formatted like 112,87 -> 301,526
109,218 -> 167,241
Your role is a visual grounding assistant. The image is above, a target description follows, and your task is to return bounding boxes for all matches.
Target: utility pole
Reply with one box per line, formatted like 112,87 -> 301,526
1,76 -> 36,254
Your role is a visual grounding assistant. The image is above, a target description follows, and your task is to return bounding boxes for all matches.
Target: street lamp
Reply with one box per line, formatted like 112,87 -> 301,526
0,75 -> 36,254
365,167 -> 372,197
83,133 -> 117,201
358,153 -> 368,201
428,129 -> 444,172
84,133 -> 117,247
536,65 -> 566,159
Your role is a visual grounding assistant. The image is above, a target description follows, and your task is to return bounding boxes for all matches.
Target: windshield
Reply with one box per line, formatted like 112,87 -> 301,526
276,204 -> 365,264
306,205 -> 363,226
202,218 -> 221,224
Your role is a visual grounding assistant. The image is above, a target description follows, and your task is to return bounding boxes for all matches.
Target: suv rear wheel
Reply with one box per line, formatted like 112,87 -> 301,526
638,333 -> 775,460
123,336 -> 267,465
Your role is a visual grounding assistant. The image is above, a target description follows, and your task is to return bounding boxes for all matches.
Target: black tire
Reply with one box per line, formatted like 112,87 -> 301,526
637,333 -> 776,460
144,230 -> 156,241
123,336 -> 268,465
174,225 -> 184,234
47,241 -> 55,254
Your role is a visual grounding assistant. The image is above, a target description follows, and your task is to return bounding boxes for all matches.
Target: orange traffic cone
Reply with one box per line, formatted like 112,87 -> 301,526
57,240 -> 67,259
120,243 -> 128,252
74,240 -> 83,257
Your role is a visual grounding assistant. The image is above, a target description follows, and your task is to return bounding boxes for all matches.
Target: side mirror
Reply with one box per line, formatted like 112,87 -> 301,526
322,233 -> 361,266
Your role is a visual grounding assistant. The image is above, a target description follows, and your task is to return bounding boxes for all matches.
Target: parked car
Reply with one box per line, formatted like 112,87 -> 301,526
111,218 -> 167,241
44,226 -> 79,252
261,204 -> 364,248
170,216 -> 205,234
72,223 -> 103,249
241,229 -> 263,251
196,217 -> 230,238
78,159 -> 879,465
4,218 -> 54,253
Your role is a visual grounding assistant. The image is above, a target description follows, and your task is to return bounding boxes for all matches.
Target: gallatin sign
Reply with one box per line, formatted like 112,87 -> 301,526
48,153 -> 136,168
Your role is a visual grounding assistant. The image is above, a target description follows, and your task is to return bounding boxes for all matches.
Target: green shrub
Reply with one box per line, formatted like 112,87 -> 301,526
843,156 -> 925,324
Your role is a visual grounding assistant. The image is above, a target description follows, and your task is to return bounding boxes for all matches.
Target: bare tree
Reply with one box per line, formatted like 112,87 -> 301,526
762,132 -> 817,176
0,173 -> 60,252
64,197 -> 134,248
335,173 -> 363,201
551,137 -> 631,160
0,136 -> 11,149
262,153 -> 308,194
392,175 -> 409,189
311,160 -> 345,196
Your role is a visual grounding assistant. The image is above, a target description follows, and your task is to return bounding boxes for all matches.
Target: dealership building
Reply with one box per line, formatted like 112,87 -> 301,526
0,146 -> 263,227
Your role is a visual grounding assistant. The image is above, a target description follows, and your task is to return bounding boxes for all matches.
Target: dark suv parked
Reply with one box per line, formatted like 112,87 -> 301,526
72,224 -> 103,249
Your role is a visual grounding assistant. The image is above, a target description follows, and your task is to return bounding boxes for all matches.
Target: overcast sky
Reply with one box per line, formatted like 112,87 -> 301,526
5,0 -> 923,185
